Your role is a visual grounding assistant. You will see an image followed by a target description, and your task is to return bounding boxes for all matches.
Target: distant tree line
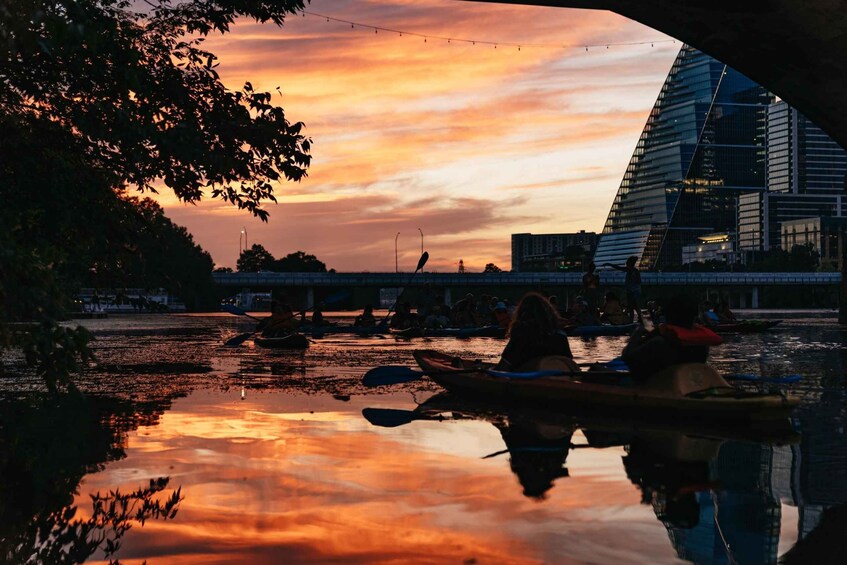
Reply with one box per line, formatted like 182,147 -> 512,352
663,244 -> 822,273
236,245 -> 331,273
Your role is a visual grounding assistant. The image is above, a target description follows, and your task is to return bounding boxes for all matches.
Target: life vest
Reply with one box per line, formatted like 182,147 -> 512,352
658,323 -> 723,347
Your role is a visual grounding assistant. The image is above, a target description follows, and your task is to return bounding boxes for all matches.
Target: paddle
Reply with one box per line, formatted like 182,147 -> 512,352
223,290 -> 350,346
222,304 -> 262,321
362,364 -> 576,387
726,373 -> 802,384
378,251 -> 429,327
362,407 -> 422,427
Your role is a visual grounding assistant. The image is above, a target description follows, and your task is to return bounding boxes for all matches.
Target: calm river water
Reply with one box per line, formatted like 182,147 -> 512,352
2,311 -> 847,564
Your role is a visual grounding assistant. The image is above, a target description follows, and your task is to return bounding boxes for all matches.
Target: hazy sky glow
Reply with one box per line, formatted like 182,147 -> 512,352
155,0 -> 678,271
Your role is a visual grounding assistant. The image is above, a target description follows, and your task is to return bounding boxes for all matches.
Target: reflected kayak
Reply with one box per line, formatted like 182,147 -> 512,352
413,349 -> 799,421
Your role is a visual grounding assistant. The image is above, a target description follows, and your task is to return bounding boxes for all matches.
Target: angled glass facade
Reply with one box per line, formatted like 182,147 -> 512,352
594,45 -> 772,269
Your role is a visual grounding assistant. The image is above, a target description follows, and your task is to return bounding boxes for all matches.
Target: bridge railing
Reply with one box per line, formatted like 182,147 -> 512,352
213,271 -> 842,287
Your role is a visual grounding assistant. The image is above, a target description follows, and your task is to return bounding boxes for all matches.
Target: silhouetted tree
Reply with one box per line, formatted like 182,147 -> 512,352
273,251 -> 328,273
1,0 -> 313,390
2,0 -> 311,220
748,244 -> 820,272
483,263 -> 503,273
237,244 -> 276,272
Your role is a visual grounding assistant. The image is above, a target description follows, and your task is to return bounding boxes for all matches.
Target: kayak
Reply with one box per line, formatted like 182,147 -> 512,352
412,349 -> 798,421
713,320 -> 782,333
391,325 -> 506,339
254,333 -> 310,349
565,323 -> 638,337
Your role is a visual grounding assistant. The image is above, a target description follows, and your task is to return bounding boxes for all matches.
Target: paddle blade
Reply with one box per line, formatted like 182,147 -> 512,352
415,251 -> 429,272
362,365 -> 424,387
224,332 -> 254,347
222,304 -> 249,317
726,373 -> 802,384
362,408 -> 418,428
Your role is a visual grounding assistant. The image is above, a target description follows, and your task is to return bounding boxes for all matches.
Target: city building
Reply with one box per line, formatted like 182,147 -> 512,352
737,100 -> 847,259
593,44 -> 773,270
681,233 -> 735,264
781,217 -> 847,270
511,231 -> 597,272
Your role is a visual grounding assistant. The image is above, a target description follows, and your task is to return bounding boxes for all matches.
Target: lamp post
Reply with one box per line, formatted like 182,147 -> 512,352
395,232 -> 400,273
418,227 -> 424,255
241,227 -> 247,252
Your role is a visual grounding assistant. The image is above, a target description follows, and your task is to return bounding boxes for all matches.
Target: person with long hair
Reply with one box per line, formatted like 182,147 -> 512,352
495,292 -> 574,371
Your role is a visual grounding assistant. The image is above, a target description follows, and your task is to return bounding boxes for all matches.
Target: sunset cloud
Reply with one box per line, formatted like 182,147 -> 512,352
154,0 -> 679,270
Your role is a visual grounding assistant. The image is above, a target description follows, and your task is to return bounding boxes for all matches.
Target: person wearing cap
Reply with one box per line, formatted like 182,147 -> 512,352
493,300 -> 510,329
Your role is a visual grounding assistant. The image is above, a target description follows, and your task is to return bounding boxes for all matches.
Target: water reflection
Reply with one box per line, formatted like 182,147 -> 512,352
4,313 -> 847,563
0,393 -> 183,563
363,389 -> 847,564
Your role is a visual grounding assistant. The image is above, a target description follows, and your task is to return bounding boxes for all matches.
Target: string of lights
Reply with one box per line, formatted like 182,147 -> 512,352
302,10 -> 676,51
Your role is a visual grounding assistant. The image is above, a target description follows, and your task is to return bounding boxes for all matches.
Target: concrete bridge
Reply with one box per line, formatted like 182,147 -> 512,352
214,271 -> 841,309
473,1 -> 847,151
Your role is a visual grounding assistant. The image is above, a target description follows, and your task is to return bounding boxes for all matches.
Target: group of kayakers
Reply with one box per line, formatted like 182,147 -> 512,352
350,293 -> 519,331
494,291 -> 722,380
257,255 -> 719,380
558,257 -> 644,327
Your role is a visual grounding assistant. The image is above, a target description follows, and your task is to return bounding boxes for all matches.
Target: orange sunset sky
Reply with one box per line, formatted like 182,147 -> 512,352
154,0 -> 679,272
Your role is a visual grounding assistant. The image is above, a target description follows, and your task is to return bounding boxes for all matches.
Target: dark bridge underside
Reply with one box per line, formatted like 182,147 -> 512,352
472,0 -> 847,150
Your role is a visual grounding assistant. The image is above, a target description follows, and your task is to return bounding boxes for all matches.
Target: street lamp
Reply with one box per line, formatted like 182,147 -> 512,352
395,232 -> 400,273
418,227 -> 424,255
241,227 -> 247,252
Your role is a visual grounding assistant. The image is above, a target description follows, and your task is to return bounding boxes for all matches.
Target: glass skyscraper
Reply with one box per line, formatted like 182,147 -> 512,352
737,100 -> 847,254
593,45 -> 773,269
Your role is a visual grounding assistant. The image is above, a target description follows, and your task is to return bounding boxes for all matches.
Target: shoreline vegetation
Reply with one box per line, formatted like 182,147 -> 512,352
2,1 -> 312,392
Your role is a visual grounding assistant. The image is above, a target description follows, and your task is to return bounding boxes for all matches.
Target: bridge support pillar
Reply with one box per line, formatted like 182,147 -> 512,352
751,287 -> 759,309
444,288 -> 452,306
306,287 -> 315,309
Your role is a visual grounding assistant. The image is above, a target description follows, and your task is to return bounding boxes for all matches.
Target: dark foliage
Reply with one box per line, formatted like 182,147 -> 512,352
273,250 -> 327,273
237,243 -> 276,272
483,263 -> 503,273
1,0 -> 311,220
748,243 -> 820,272
236,247 -> 328,273
1,0 -> 312,389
